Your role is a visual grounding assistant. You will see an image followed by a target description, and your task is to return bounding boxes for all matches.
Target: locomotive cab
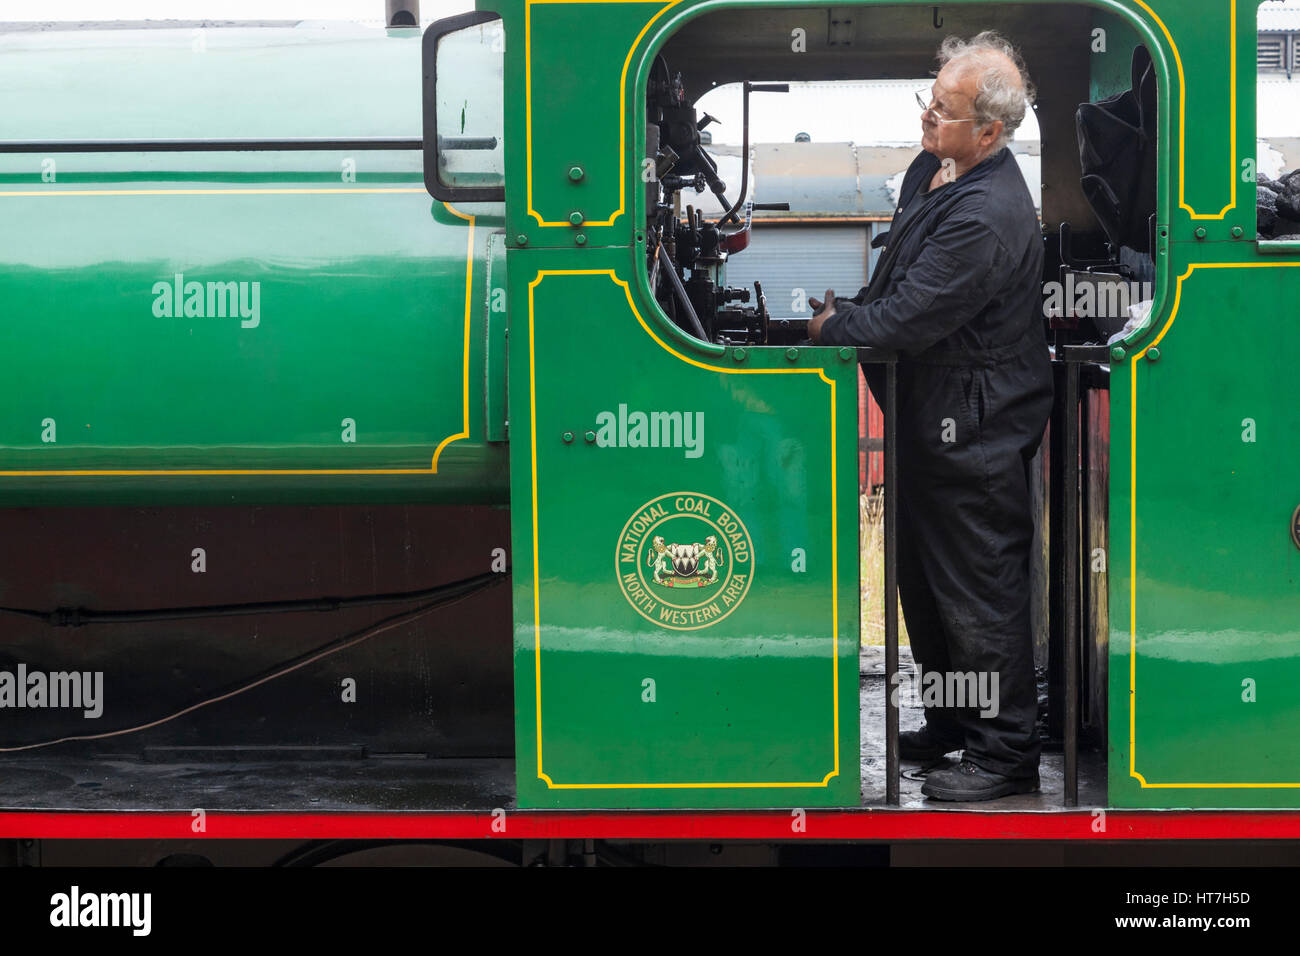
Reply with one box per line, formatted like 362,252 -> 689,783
626,0 -> 1171,805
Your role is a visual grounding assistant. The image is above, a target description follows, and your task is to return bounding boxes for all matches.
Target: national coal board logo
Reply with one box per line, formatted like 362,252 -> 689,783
616,492 -> 753,630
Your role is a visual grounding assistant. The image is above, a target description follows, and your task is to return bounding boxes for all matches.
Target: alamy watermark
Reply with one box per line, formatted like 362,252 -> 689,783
593,404 -> 704,459
152,273 -> 261,329
891,668 -> 1000,718
1042,274 -> 1153,320
50,886 -> 150,936
0,664 -> 103,718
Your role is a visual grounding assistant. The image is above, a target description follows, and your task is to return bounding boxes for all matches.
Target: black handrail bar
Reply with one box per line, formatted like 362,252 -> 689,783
857,347 -> 900,805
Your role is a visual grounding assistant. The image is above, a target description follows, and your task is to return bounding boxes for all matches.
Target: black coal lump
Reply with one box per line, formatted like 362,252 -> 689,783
1258,169 -> 1300,239
1278,188 -> 1300,222
1259,185 -> 1279,235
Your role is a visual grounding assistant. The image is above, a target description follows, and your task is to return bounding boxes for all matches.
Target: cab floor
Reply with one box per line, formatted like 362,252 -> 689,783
860,646 -> 1107,810
0,648 -> 1104,813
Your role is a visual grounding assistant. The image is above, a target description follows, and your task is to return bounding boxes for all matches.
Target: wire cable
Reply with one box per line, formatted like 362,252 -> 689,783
0,571 -> 507,627
0,571 -> 504,754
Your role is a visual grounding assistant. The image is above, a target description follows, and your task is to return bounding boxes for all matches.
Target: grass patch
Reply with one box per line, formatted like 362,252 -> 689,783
859,491 -> 909,648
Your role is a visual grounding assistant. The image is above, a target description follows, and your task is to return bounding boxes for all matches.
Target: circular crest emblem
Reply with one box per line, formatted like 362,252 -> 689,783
615,492 -> 753,630
1292,503 -> 1300,552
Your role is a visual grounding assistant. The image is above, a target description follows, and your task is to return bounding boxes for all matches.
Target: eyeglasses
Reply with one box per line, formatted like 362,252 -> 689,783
914,88 -> 978,125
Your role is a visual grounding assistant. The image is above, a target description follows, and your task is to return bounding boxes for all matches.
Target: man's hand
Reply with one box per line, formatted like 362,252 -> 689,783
807,289 -> 836,344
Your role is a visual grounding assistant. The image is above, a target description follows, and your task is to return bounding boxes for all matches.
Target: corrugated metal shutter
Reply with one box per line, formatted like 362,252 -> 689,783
722,224 -> 876,318
1259,35 -> 1286,71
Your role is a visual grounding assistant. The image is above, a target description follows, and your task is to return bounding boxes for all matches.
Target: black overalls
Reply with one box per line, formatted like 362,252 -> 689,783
820,146 -> 1053,779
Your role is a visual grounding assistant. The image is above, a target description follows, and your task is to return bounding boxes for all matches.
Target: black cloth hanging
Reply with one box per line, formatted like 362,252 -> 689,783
1076,44 -> 1158,253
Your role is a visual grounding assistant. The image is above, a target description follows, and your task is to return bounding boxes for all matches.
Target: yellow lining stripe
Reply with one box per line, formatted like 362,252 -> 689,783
1131,0 -> 1236,219
523,0 -> 1239,225
0,198 -> 474,477
529,269 -> 841,789
0,187 -> 427,197
525,0 -> 684,228
431,203 -> 477,470
1130,261 -> 1300,788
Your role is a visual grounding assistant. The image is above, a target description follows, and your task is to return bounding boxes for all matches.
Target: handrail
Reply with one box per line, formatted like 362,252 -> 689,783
856,347 -> 900,805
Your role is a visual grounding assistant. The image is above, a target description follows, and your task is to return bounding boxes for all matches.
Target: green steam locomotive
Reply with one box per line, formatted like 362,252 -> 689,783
0,0 -> 1297,856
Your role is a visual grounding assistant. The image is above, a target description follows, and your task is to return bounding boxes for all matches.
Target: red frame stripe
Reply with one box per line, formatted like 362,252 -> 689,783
2,810 -> 1299,840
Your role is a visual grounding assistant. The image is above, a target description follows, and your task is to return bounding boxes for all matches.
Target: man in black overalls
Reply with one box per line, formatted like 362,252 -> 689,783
809,31 -> 1052,801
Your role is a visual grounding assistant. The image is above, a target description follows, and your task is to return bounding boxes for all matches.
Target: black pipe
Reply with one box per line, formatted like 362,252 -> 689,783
656,241 -> 708,341
884,357 -> 899,806
648,231 -> 663,290
855,349 -> 899,805
1047,362 -> 1066,742
1080,372 -> 1094,733
1064,360 -> 1080,806
718,82 -> 789,227
0,570 -> 504,627
718,83 -> 752,226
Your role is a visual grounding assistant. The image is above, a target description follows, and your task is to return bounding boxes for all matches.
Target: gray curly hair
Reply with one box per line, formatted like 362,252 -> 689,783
935,30 -> 1036,150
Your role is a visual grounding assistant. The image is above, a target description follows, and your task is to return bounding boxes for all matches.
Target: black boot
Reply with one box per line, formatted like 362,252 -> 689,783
899,726 -> 963,762
920,759 -> 1040,801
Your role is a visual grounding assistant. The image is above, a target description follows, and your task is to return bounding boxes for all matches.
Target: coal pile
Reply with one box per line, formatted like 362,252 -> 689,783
1258,170 -> 1300,239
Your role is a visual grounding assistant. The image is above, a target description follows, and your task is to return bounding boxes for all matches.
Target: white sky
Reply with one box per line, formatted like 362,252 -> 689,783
697,80 -> 1043,147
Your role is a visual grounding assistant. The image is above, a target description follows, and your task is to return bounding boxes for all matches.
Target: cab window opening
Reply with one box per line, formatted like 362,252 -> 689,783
643,2 -> 1165,351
